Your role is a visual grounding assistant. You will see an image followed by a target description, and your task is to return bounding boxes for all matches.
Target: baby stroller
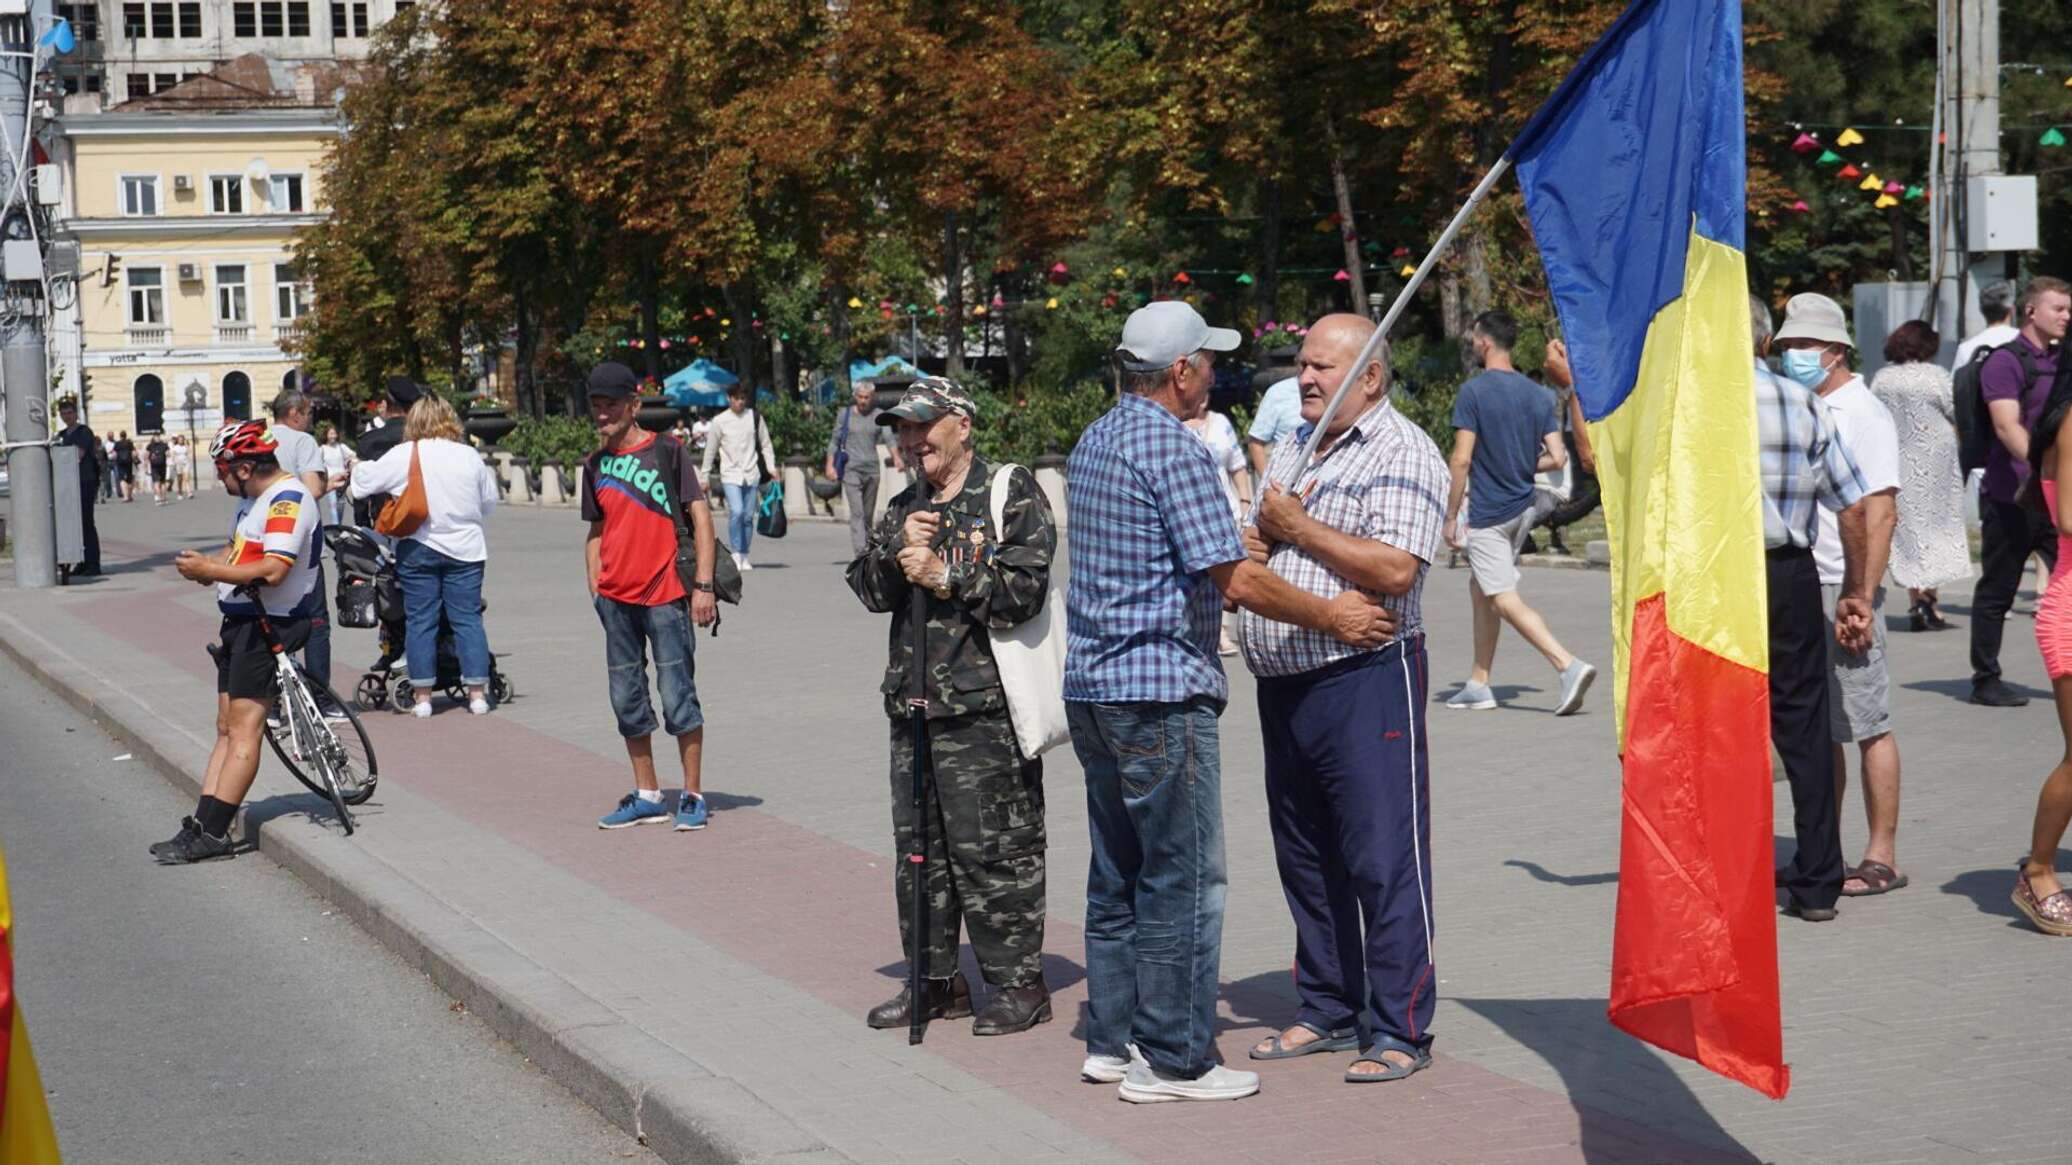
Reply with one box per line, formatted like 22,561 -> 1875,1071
326,525 -> 516,712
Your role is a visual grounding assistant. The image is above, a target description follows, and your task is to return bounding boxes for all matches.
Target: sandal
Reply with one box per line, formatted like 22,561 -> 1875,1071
1840,860 -> 1909,897
1249,1022 -> 1358,1060
2013,868 -> 2072,937
1345,1035 -> 1431,1083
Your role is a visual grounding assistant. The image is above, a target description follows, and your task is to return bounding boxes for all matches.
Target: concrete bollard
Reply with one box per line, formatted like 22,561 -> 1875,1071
782,458 -> 811,518
1586,540 -> 1611,566
507,457 -> 534,504
486,450 -> 511,500
537,463 -> 566,506
1033,456 -> 1068,533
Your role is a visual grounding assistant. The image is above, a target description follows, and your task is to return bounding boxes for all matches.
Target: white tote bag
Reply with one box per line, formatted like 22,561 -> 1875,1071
987,463 -> 1070,758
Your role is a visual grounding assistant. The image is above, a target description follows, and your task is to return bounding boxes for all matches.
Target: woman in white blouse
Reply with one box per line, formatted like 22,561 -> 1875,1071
348,396 -> 499,716
1185,399 -> 1253,656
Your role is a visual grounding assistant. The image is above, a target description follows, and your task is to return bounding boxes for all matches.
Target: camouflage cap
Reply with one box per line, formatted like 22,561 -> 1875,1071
876,376 -> 978,426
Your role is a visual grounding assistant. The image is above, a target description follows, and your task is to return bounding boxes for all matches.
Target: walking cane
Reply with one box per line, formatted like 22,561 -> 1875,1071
905,501 -> 935,1046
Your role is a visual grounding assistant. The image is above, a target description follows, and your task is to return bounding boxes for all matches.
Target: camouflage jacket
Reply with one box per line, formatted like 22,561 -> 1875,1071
846,457 -> 1058,720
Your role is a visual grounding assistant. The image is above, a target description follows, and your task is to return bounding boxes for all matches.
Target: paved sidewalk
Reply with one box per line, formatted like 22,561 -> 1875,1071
4,497 -> 2069,1164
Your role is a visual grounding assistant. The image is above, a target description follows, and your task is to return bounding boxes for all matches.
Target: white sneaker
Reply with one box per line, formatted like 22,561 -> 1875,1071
1081,1043 -> 1147,1084
468,697 -> 490,715
738,555 -> 754,572
1118,1062 -> 1259,1103
1554,660 -> 1597,716
412,701 -> 433,718
1444,680 -> 1497,710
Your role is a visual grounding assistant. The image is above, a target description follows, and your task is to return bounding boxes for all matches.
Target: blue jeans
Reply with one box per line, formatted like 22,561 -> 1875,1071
393,538 -> 491,689
1068,698 -> 1228,1080
593,594 -> 703,738
723,481 -> 756,556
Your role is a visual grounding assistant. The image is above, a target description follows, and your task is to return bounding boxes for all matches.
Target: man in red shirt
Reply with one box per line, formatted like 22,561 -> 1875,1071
581,362 -> 720,830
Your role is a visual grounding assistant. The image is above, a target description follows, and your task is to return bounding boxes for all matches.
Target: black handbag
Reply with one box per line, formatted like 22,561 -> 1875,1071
657,438 -> 741,607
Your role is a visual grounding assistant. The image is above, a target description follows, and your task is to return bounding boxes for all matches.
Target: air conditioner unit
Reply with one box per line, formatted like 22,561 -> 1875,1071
172,174 -> 192,192
177,263 -> 200,282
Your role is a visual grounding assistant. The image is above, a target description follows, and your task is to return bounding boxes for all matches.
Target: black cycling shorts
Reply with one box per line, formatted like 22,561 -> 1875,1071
216,615 -> 311,700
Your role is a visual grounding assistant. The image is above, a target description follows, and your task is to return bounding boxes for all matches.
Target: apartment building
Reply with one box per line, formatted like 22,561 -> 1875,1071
50,0 -> 409,108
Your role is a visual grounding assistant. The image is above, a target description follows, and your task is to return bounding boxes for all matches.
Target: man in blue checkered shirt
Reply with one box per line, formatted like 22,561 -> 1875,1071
1752,294 -> 1876,922
1065,301 -> 1396,1104
1234,314 -> 1449,1083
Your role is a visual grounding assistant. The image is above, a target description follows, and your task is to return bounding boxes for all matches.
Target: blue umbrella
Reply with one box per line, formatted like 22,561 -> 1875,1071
660,358 -> 738,408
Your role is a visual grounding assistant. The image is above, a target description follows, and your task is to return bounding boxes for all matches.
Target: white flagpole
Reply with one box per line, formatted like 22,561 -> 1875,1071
1258,154 -> 1515,511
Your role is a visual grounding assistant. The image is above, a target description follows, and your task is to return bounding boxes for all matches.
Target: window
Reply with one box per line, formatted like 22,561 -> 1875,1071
282,369 -> 300,392
233,1 -> 300,36
125,73 -> 149,100
275,263 -> 307,319
150,3 -> 171,35
260,1 -> 280,35
122,2 -> 144,37
267,173 -> 304,212
232,2 -> 252,34
127,268 -> 164,325
215,265 -> 248,323
118,1 -> 197,37
288,2 -> 309,35
209,174 -> 243,214
153,71 -> 177,92
222,372 -> 251,421
179,2 -> 200,37
57,4 -> 100,43
119,174 -> 159,216
330,1 -> 366,37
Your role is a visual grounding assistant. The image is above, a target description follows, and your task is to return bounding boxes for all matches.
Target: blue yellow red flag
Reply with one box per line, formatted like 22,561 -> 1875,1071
1510,0 -> 1787,1099
1,843 -> 63,1162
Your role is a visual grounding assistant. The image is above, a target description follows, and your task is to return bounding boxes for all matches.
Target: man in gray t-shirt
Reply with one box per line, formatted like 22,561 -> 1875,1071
268,389 -> 336,704
824,381 -> 903,557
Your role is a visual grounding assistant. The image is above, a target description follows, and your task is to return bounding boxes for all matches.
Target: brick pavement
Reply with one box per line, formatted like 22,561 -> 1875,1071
5,497 -> 2070,1163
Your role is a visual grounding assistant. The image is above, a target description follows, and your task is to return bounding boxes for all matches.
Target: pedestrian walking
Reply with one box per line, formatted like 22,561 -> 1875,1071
2014,379 -> 2072,936
318,424 -> 356,528
1184,396 -> 1252,657
152,419 -> 319,863
1238,314 -> 1448,1082
347,394 -> 499,717
1440,311 -> 1597,714
267,390 -> 338,715
97,433 -> 114,501
578,362 -> 720,831
702,384 -> 778,570
353,376 -> 418,528
846,378 -> 1058,1037
145,434 -> 170,505
1065,301 -> 1395,1104
53,399 -> 101,576
1749,296 -> 1875,922
1774,292 -> 1910,901
113,431 -> 136,502
1871,321 -> 1972,630
826,380 -> 903,558
1970,277 -> 2069,707
171,435 -> 194,499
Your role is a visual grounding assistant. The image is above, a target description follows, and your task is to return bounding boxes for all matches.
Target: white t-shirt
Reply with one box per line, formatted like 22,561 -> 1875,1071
346,437 -> 499,562
319,440 -> 354,482
1813,375 -> 1901,585
1188,412 -> 1246,511
219,474 -> 321,616
1953,323 -> 2019,371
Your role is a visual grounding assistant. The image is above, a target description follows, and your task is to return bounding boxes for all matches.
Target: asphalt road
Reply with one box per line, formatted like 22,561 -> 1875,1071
0,653 -> 655,1165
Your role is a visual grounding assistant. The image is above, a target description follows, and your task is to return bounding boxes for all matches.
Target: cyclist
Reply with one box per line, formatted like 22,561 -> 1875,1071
152,419 -> 322,864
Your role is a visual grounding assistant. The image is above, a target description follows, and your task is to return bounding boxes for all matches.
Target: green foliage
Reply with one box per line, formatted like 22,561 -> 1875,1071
753,396 -> 830,466
500,415 -> 595,468
972,383 -> 1114,464
1389,334 -> 1467,450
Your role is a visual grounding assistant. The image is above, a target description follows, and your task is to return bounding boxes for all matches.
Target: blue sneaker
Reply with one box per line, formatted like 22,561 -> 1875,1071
598,793 -> 670,830
674,792 -> 708,831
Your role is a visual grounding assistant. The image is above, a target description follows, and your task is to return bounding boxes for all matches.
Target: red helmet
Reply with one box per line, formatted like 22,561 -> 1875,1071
208,418 -> 278,462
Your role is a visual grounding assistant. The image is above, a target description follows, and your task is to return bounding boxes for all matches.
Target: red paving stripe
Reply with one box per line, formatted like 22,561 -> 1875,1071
79,588 -> 1748,1164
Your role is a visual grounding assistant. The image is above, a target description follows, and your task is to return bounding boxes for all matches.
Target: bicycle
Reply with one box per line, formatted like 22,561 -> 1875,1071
229,584 -> 380,834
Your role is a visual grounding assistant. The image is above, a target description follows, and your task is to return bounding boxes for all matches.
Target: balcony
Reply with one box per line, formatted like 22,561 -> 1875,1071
274,321 -> 304,345
125,325 -> 168,346
216,323 -> 255,344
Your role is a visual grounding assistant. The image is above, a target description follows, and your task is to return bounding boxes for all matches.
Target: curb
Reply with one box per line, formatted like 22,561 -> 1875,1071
0,611 -> 845,1165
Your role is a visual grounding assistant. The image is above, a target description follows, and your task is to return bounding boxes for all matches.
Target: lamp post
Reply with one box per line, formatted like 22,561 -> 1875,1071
181,382 -> 205,487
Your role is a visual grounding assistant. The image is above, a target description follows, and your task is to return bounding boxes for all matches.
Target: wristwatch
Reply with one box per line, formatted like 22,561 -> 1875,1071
932,564 -> 954,600
693,580 -> 715,593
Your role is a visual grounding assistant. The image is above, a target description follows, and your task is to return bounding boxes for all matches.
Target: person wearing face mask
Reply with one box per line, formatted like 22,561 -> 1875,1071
846,377 -> 1058,1039
1773,292 -> 1910,903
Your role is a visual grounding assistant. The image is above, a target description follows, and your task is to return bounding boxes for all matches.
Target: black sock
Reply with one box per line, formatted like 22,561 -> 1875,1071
193,795 -> 210,821
196,796 -> 238,838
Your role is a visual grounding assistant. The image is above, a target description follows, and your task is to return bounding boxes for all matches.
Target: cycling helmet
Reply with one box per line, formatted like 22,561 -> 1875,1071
208,418 -> 278,462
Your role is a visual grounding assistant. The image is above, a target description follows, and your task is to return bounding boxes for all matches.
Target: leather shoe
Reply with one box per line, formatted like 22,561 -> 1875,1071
865,973 -> 972,1029
1970,679 -> 2030,708
971,981 -> 1052,1036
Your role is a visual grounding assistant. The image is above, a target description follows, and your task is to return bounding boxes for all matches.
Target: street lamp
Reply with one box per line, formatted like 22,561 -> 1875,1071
180,381 -> 205,483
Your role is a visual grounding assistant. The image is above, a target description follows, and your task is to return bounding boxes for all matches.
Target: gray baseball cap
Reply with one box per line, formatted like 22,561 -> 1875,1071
1115,301 -> 1241,371
1773,292 -> 1854,349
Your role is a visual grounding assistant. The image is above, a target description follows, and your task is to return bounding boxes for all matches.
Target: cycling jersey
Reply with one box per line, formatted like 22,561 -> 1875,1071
217,474 -> 320,617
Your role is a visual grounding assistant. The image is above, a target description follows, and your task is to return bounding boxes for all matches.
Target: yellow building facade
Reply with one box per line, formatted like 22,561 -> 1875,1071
52,107 -> 332,443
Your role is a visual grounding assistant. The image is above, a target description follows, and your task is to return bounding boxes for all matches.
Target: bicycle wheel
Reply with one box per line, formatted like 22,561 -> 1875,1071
266,669 -> 355,833
265,671 -> 378,808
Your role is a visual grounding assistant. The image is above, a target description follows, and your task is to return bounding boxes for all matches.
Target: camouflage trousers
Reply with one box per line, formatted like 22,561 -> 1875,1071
888,708 -> 1047,987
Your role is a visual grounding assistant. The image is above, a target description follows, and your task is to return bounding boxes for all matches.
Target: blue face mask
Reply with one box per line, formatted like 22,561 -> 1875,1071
1779,348 -> 1832,388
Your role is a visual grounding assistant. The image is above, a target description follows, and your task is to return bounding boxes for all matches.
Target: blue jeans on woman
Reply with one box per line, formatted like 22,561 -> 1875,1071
1068,698 -> 1228,1081
722,481 -> 757,557
393,538 -> 491,691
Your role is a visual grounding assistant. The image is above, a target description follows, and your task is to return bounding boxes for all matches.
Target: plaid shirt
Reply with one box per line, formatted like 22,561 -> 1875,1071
1755,360 -> 1869,549
1065,392 -> 1248,704
1239,398 -> 1449,677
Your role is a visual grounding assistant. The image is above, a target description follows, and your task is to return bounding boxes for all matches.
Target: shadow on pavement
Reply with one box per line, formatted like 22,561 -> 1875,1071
1901,676 -> 2050,703
1452,996 -> 1760,1163
1940,862 -> 2069,928
1505,858 -> 1618,887
871,951 -> 1088,998
241,791 -> 368,840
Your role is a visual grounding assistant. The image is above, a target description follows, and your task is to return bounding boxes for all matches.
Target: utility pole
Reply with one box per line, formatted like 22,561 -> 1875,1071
1,0 -> 55,588
1931,0 -> 2003,344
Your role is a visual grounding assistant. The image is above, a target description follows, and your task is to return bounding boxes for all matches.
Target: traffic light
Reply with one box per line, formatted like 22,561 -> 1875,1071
101,252 -> 119,286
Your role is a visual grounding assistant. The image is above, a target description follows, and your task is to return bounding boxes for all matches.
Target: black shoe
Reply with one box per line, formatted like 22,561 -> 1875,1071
865,973 -> 972,1029
972,981 -> 1053,1036
154,823 -> 235,865
149,816 -> 202,857
1970,679 -> 2030,708
1784,902 -> 1837,922
1907,604 -> 1929,633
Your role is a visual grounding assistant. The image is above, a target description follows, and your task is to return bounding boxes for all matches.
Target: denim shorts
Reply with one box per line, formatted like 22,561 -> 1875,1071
593,594 -> 703,738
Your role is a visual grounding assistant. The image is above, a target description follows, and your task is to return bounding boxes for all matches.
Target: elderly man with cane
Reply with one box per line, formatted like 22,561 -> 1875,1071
1239,313 -> 1450,1083
846,378 -> 1059,1039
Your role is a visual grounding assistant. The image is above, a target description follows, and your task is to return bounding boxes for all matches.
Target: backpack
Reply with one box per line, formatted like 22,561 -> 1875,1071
1955,342 -> 2037,474
985,464 -> 1069,758
653,436 -> 743,607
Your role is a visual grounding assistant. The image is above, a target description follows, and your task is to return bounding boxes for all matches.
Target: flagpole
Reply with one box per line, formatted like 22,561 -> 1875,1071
1261,155 -> 1514,508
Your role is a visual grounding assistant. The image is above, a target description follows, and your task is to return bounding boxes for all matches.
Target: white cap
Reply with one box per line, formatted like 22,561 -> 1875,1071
1116,301 -> 1242,370
1773,292 -> 1854,349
